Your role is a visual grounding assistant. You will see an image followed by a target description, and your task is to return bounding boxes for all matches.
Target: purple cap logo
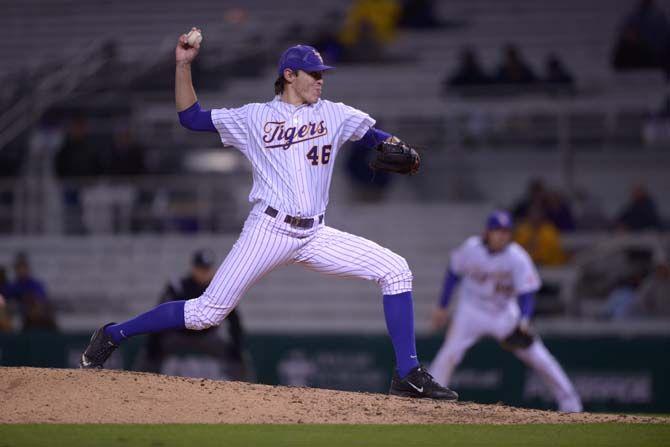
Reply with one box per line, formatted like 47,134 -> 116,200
277,45 -> 335,77
486,210 -> 513,230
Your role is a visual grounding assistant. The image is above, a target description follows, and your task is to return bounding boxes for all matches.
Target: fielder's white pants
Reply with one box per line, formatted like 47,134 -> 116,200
184,203 -> 412,330
428,298 -> 582,412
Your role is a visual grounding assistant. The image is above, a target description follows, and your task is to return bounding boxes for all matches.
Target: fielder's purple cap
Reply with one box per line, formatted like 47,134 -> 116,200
277,45 -> 334,76
486,210 -> 513,230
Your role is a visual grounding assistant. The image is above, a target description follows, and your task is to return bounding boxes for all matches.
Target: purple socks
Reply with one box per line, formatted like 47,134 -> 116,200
104,300 -> 186,344
383,291 -> 420,378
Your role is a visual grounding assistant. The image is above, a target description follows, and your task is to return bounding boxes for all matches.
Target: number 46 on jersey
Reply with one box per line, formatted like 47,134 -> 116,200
306,145 -> 332,166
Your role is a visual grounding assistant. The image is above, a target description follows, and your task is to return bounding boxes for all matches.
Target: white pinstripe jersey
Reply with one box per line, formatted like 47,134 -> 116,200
211,96 -> 375,217
451,236 -> 541,311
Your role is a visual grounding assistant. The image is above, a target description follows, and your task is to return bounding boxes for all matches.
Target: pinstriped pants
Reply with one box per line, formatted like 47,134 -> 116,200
184,206 -> 413,330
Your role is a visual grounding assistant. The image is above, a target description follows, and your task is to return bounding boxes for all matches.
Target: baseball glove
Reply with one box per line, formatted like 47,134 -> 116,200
500,325 -> 535,351
369,140 -> 420,175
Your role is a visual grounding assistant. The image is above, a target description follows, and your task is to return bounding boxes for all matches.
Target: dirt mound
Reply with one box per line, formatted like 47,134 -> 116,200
0,367 -> 664,424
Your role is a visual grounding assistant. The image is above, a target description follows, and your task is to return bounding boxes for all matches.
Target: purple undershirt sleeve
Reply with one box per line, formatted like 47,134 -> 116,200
517,292 -> 535,320
358,127 -> 392,149
439,269 -> 461,308
177,101 -> 217,132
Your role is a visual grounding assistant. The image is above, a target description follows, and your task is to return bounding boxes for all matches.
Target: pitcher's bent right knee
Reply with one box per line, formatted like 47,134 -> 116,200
183,292 -> 236,330
379,255 -> 413,295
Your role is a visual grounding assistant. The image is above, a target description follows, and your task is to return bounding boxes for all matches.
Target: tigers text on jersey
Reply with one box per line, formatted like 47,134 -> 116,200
211,96 -> 374,217
450,236 -> 541,310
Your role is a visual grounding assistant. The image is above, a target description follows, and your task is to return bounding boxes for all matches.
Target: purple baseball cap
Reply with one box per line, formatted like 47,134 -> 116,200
277,45 -> 334,76
486,210 -> 513,230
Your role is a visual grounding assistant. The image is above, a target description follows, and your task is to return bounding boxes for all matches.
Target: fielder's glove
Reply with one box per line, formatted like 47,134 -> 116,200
369,139 -> 420,175
500,324 -> 535,351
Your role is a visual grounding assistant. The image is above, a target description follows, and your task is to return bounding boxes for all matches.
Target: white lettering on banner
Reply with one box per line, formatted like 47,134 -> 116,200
524,372 -> 653,404
277,350 -> 386,390
277,350 -> 318,386
162,356 -> 224,380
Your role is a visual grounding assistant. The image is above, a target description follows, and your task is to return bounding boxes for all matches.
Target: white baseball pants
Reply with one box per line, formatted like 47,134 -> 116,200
184,204 -> 412,330
428,298 -> 582,412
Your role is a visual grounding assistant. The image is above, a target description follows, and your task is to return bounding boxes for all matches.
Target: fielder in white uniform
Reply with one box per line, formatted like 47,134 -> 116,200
80,29 -> 457,400
428,210 -> 582,412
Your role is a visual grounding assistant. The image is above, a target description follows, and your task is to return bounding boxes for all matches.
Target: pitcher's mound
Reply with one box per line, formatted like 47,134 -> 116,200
0,367 -> 662,424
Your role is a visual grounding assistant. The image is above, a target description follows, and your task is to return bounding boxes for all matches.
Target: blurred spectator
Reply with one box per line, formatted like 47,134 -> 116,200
612,25 -> 658,69
543,53 -> 575,87
544,191 -> 576,232
0,267 -> 13,332
0,136 -> 27,232
103,127 -> 147,177
512,178 -> 546,221
339,0 -> 401,62
8,252 -> 58,331
572,187 -> 609,230
139,249 -> 250,380
81,126 -> 148,234
512,180 -> 577,231
312,11 -> 346,64
444,48 -> 492,88
0,295 -> 12,332
514,204 -> 568,266
54,115 -> 101,178
495,44 -> 537,84
398,0 -> 443,29
0,266 -> 10,299
615,184 -> 662,231
603,258 -> 670,319
602,272 -> 645,319
343,20 -> 384,63
0,136 -> 24,178
612,0 -> 670,72
636,260 -> 670,315
54,115 -> 100,233
642,94 -> 670,146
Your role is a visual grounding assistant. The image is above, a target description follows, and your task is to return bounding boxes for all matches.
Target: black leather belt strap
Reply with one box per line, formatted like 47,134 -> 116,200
264,206 -> 323,229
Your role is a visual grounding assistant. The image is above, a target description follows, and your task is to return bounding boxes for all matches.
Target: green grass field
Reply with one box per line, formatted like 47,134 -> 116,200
1,424 -> 669,447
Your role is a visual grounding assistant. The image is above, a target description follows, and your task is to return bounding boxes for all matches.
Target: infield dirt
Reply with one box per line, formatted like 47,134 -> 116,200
0,367 -> 665,424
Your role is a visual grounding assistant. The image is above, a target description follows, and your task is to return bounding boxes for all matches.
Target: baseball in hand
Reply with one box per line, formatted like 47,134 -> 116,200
186,29 -> 203,47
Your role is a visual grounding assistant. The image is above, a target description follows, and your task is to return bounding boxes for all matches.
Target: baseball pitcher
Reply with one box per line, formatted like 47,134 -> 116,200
428,210 -> 582,411
80,28 -> 456,400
